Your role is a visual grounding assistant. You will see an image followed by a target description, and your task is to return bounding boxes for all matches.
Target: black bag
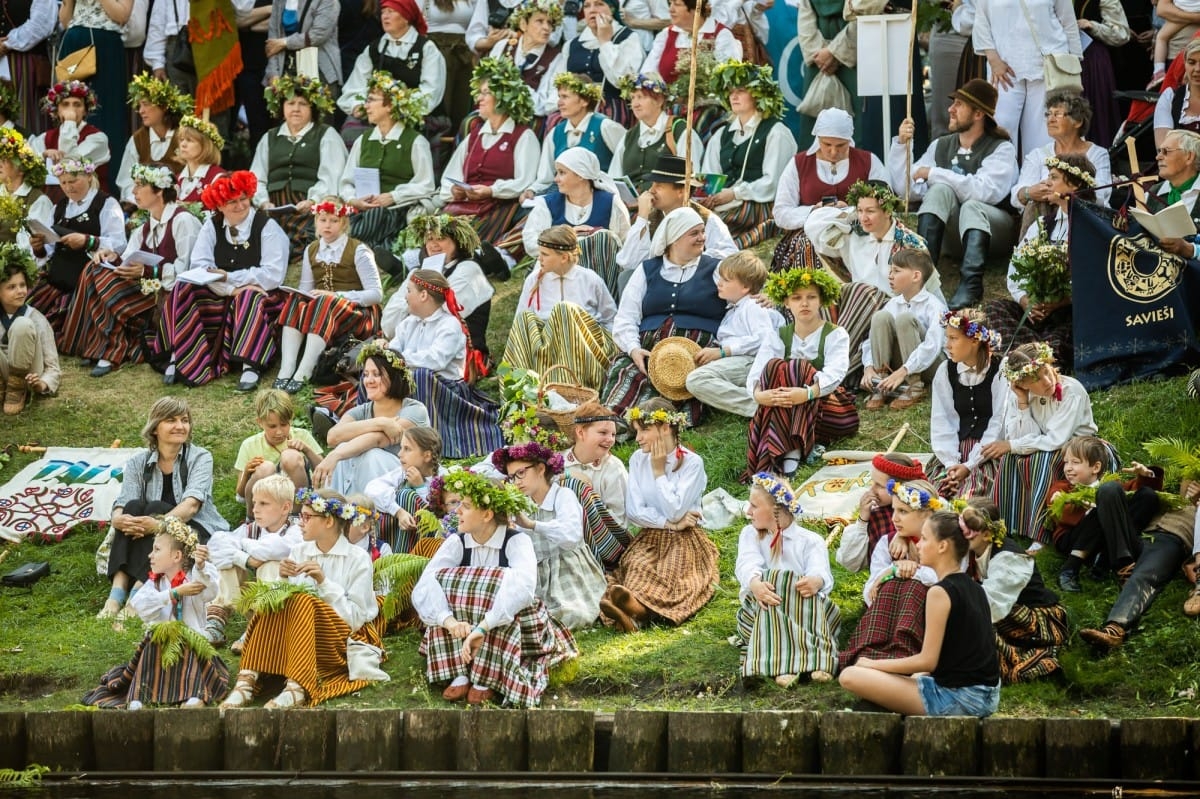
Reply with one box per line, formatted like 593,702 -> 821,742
167,4 -> 194,77
373,244 -> 405,280
312,337 -> 365,386
475,240 -> 510,281
2,562 -> 50,588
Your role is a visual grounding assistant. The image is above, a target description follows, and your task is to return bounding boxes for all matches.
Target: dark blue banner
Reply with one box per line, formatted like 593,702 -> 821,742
1068,200 -> 1200,390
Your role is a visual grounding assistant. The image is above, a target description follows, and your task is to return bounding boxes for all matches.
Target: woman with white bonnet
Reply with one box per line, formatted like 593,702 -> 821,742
602,206 -> 726,424
771,107 -> 890,273
522,146 -> 631,298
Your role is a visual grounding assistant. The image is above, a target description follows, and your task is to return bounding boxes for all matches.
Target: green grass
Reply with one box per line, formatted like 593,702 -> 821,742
2,243 -> 1200,716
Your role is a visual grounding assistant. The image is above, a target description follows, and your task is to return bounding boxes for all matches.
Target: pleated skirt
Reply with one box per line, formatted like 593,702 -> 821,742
610,526 -> 719,626
279,292 -> 381,343
62,263 -> 157,365
502,303 -> 616,391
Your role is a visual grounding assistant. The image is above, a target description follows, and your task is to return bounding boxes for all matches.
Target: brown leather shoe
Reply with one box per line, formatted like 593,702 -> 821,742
1079,622 -> 1126,650
1183,587 -> 1200,617
466,686 -> 495,705
442,681 -> 469,702
3,374 -> 28,415
865,391 -> 887,410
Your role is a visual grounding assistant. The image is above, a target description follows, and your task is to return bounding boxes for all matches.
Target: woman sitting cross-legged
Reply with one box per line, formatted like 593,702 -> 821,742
222,488 -> 386,709
412,470 -> 578,706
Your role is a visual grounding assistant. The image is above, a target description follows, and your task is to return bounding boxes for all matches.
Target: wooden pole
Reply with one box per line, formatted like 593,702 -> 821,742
681,4 -> 705,203
904,4 -> 919,209
1126,137 -> 1146,206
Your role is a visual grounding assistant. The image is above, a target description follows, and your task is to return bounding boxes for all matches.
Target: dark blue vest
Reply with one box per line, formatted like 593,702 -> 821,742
564,29 -> 633,103
639,254 -> 725,335
551,113 -> 614,170
545,189 -> 614,229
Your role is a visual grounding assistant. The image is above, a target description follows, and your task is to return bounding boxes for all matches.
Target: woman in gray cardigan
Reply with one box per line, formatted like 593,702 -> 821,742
264,0 -> 342,92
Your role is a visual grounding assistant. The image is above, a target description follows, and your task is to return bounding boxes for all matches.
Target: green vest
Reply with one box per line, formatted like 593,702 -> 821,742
932,132 -> 1007,175
357,126 -> 419,189
621,117 -> 685,193
780,322 -> 834,370
266,124 -> 326,195
718,117 -> 780,185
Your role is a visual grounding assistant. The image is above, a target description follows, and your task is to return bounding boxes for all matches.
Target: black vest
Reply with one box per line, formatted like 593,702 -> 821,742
564,28 -> 634,102
211,211 -> 269,274
46,190 -> 106,292
369,34 -> 427,91
932,132 -> 1007,175
718,117 -> 780,184
948,356 -> 1000,442
457,528 -> 519,568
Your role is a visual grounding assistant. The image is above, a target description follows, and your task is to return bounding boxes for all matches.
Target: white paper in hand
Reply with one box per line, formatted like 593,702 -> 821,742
27,219 -> 60,243
354,167 -> 381,198
176,267 -> 224,285
124,250 -> 165,268
421,252 -> 446,272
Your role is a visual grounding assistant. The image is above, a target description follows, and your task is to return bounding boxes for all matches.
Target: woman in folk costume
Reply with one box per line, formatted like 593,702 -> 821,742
521,147 -> 631,297
771,108 -> 889,273
735,473 -> 840,687
562,0 -> 645,127
698,60 -> 798,249
27,156 -> 125,352
222,488 -> 386,709
607,72 -> 703,194
745,266 -> 858,477
251,75 -> 349,262
114,73 -> 191,206
487,0 -> 564,123
337,0 -> 446,120
413,470 -> 578,706
173,115 -> 226,205
504,224 -> 617,391
0,128 -> 52,245
28,81 -> 110,193
275,197 -> 383,394
67,164 -> 202,378
525,73 -> 626,196
156,170 -> 289,390
339,72 -> 437,249
439,57 -> 539,244
560,401 -> 633,571
0,0 -> 53,137
641,0 -> 742,85
83,517 -> 230,709
600,400 -> 718,633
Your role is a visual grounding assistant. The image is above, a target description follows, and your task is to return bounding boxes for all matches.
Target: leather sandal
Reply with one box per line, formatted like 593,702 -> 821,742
220,671 -> 259,708
1079,622 -> 1126,650
1116,562 -> 1136,587
264,679 -> 307,709
1184,586 -> 1200,617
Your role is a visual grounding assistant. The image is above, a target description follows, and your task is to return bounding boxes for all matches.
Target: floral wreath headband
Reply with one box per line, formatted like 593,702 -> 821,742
751,473 -> 804,516
131,163 -> 175,189
295,487 -> 379,526
443,469 -> 534,518
624,406 -> 689,428
470,57 -> 535,126
264,73 -> 335,119
128,72 -> 193,118
491,441 -> 565,476
180,114 -> 226,151
887,479 -> 943,511
709,60 -> 785,121
42,80 -> 98,115
940,310 -> 1002,350
356,341 -> 415,387
619,73 -> 670,100
509,0 -> 564,30
362,71 -> 426,128
553,72 -> 602,105
51,157 -> 96,177
0,242 -> 37,286
0,128 -> 45,185
311,199 -> 355,217
1000,342 -> 1055,384
846,179 -> 904,216
763,266 -> 841,307
159,515 -> 200,556
1044,156 -> 1096,188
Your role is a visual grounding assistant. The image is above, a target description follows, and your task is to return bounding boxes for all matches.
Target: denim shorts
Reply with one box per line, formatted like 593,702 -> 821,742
916,676 -> 1001,717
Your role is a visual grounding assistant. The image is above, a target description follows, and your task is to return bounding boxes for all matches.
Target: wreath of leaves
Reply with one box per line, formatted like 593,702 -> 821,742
373,553 -> 432,624
470,57 -> 535,125
708,60 -> 785,120
265,73 -> 336,120
235,580 -> 319,616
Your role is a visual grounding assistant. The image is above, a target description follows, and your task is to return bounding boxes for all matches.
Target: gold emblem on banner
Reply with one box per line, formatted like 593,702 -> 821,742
1107,233 -> 1184,304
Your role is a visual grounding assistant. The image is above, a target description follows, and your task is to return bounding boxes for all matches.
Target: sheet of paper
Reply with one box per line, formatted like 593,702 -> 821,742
421,252 -> 446,272
296,47 -> 320,79
615,177 -> 638,206
0,56 -> 10,81
1130,200 -> 1198,240
354,167 -> 381,198
26,219 -> 59,243
175,267 -> 224,285
266,203 -> 298,214
124,250 -> 164,267
447,178 -> 472,189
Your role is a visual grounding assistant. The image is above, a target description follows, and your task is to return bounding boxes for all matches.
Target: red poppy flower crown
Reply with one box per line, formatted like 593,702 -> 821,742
200,170 -> 258,211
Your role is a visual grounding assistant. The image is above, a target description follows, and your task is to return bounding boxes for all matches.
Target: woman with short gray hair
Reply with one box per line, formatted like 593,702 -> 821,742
1011,91 -> 1112,211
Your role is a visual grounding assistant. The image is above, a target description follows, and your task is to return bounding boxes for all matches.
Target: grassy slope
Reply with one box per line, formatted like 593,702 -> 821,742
2,246 -> 1200,717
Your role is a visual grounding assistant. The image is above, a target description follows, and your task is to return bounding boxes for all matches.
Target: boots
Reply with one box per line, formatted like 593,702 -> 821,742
948,229 -> 990,310
917,213 -> 946,265
3,374 -> 27,415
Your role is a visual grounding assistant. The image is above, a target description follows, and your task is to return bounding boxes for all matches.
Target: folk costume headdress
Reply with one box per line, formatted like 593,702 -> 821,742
470,57 -> 535,126
200,170 -> 256,211
128,72 -> 194,121
709,60 -> 785,120
763,266 -> 841,307
265,73 -> 336,121
43,80 -> 98,117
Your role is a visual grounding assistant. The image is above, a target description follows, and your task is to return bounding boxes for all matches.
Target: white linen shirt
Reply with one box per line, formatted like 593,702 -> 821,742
930,360 -> 1008,471
338,30 -> 446,115
700,115 -> 798,208
860,288 -> 948,375
115,128 -> 175,204
286,535 -> 378,632
340,123 -> 437,206
889,135 -> 1018,206
806,207 -> 945,301
998,374 -> 1097,454
616,211 -> 738,272
299,234 -> 384,307
641,17 -> 742,75
120,203 -> 202,290
487,37 -> 566,119
381,258 -> 494,338
29,121 -> 111,170
4,0 -> 56,52
773,151 -> 890,231
562,449 -> 628,527
607,112 -> 703,180
625,446 -> 706,528
522,192 -> 632,257
438,118 -> 541,203
531,113 -> 628,193
973,0 -> 1081,80
1011,142 -> 1112,209
516,264 -> 618,328
251,123 -> 349,206
746,323 -> 850,397
190,209 -> 289,290
716,295 -> 784,357
612,256 -> 721,353
974,545 -> 1037,622
388,305 -> 466,380
734,522 -> 834,601
129,561 -> 219,632
143,0 -> 188,68
207,520 -> 304,570
570,25 -> 646,90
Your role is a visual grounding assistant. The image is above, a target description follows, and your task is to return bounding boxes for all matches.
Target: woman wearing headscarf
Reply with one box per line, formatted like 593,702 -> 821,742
337,0 -> 446,121
607,72 -> 703,194
561,0 -> 645,127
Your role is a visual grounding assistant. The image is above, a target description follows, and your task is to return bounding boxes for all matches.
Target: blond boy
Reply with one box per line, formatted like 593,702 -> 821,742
234,389 -> 323,503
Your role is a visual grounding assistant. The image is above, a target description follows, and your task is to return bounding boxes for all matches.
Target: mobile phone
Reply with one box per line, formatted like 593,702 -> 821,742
822,196 -> 838,206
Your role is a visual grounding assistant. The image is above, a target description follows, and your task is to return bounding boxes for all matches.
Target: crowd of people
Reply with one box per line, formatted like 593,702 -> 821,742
0,0 -> 1196,717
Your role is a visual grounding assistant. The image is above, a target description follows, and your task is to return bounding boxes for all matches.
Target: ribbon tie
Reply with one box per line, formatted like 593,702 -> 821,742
1052,382 -> 1063,402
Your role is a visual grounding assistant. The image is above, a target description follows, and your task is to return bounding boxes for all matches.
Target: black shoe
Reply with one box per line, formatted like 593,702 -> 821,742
284,379 -> 305,394
948,229 -> 990,309
917,213 -> 946,265
90,364 -> 113,378
1058,570 -> 1082,593
309,405 -> 336,446
272,377 -> 288,390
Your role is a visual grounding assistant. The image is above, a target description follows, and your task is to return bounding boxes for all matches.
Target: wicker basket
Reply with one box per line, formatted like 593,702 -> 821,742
538,364 -> 598,431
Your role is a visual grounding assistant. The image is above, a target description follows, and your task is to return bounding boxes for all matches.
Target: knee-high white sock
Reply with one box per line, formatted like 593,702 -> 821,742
292,334 -> 328,382
277,327 -> 303,380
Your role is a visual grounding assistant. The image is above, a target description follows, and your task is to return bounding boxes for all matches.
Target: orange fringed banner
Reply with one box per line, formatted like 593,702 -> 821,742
189,0 -> 243,114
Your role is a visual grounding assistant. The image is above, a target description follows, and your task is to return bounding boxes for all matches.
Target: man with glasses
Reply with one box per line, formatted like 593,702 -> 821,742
1144,130 -> 1200,263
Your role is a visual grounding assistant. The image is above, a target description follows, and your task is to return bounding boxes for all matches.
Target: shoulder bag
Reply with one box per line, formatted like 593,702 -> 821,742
1014,0 -> 1083,94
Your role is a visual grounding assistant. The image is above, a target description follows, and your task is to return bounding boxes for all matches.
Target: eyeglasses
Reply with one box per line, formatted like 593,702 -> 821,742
299,511 -> 326,523
1043,110 -> 1069,119
1158,147 -> 1183,155
506,465 -> 535,483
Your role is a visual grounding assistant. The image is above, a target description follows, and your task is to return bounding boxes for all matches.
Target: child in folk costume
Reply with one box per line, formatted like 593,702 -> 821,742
413,470 -> 578,706
839,479 -> 942,671
345,494 -> 392,561
988,342 -> 1100,544
204,474 -> 303,651
28,81 -> 110,181
600,399 -> 719,632
527,73 -> 625,195
115,73 -> 191,205
835,453 -> 928,573
735,473 -> 840,687
222,489 -> 385,709
385,269 -> 503,458
173,116 -> 226,204
364,425 -> 444,553
83,517 -> 230,709
745,266 -> 858,477
504,224 -> 617,390
0,244 -> 60,416
561,401 -> 632,570
493,442 -> 607,629
274,197 -> 383,394
929,309 -> 1006,500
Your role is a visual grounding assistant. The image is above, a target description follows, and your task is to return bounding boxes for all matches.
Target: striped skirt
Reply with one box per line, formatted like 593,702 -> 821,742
930,438 -> 1000,500
994,602 -> 1069,684
984,297 -> 1075,375
837,281 -> 891,390
82,635 -> 230,708
609,526 -> 719,626
837,577 -> 928,670
160,283 -> 284,386
735,569 -> 842,678
745,358 -> 860,476
62,264 -> 156,366
279,293 -> 381,344
502,303 -> 616,391
721,200 -> 778,250
410,366 -> 504,459
600,321 -> 716,425
559,475 -> 631,572
770,229 -> 823,274
350,205 -> 406,250
269,188 -> 315,262
313,379 -> 361,418
238,592 -> 385,705
26,280 -> 78,353
993,449 -> 1061,542
451,200 -> 524,247
538,544 -> 606,630
9,52 -> 50,136
377,486 -> 428,555
420,565 -> 578,707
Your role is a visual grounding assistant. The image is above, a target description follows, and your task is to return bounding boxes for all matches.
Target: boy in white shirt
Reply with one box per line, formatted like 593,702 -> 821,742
684,251 -> 782,416
861,249 -> 948,411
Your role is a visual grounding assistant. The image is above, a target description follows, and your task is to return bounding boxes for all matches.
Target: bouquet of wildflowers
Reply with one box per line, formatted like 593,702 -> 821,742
1009,222 -> 1070,304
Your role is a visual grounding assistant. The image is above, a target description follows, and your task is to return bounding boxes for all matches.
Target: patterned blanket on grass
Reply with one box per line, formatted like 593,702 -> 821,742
793,455 -> 934,524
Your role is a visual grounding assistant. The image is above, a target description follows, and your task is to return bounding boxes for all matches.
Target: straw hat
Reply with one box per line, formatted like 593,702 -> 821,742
648,337 -> 701,402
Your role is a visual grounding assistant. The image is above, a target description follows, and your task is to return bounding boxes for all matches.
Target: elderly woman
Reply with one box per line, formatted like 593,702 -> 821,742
1012,92 -> 1112,212
642,0 -> 741,84
1155,38 -> 1200,147
608,72 -> 702,193
64,164 -> 201,377
488,0 -> 564,121
174,115 -> 226,205
114,74 -> 191,206
527,73 -> 626,196
602,206 -> 725,422
772,107 -> 889,273
337,0 -> 445,120
100,396 -> 229,619
562,0 -> 645,127
522,147 -> 631,297
699,60 -> 797,249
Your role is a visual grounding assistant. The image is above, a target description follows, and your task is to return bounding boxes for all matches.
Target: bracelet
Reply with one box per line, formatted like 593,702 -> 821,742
472,625 -> 486,636
807,386 -> 815,402
719,346 -> 726,358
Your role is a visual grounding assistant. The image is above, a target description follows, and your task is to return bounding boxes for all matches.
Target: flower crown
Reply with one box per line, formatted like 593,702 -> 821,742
553,72 -> 602,106
1000,342 -> 1055,384
131,163 -> 175,189
500,404 -> 571,450
42,80 -> 97,115
470,57 -> 535,125
0,128 -> 45,186
887,479 -> 943,511
0,241 -> 37,285
940,310 -> 1002,350
509,0 -> 564,30
295,487 -> 378,526
356,341 -> 407,371
180,114 -> 225,151
264,73 -> 336,119
624,406 -> 688,428
443,470 -> 533,519
51,157 -> 96,177
311,199 -> 355,217
128,72 -> 193,119
709,60 -> 785,120
491,441 -> 565,476
200,170 -> 256,211
159,515 -> 200,555
0,80 -> 19,121
619,72 -> 670,100
428,464 -> 464,514
363,71 -> 426,128
846,179 -> 904,216
751,472 -> 804,516
402,212 -> 481,253
763,266 -> 841,307
1044,156 -> 1096,188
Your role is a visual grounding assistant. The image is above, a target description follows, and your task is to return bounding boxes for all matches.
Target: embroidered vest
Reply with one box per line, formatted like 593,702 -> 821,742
137,204 -> 185,277
368,33 -> 429,90
46,190 -> 105,292
658,22 -> 726,84
305,237 -> 367,293
551,114 -> 614,169
779,321 -> 835,369
932,132 -> 1007,176
177,166 -> 225,204
717,117 -> 780,184
565,28 -> 634,101
132,127 -> 182,174
948,356 -> 1000,442
358,126 -> 419,189
463,123 -> 526,185
266,124 -> 325,194
545,189 -> 614,229
457,528 -> 519,567
501,38 -> 561,91
620,118 -> 685,193
211,210 -> 269,274
639,254 -> 725,334
794,148 -> 872,205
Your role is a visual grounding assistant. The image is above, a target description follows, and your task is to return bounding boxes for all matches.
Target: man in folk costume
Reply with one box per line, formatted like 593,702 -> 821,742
338,0 -> 446,121
1141,130 -> 1200,262
890,78 -> 1019,310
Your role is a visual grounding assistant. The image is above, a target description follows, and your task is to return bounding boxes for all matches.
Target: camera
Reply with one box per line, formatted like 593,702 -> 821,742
563,0 -> 581,16
488,5 -> 511,28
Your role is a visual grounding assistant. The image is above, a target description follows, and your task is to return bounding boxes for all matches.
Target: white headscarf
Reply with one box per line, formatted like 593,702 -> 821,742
554,146 -> 621,198
806,108 -> 855,154
650,206 -> 704,257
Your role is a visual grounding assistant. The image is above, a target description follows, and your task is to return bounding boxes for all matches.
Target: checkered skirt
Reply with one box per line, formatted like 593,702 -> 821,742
838,577 -> 928,670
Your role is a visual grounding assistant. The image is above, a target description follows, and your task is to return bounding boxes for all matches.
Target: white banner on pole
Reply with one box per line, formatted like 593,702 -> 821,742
855,14 -> 914,97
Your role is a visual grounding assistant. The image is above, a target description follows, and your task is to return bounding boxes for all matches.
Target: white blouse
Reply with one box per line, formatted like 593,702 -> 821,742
862,535 -> 939,605
889,135 -> 1018,208
531,113 -> 628,193
612,255 -> 721,354
512,483 -> 585,561
438,118 -> 541,203
700,114 -> 798,208
388,305 -> 466,380
1011,142 -> 1112,210
608,112 -> 704,180
806,207 -> 945,301
975,545 -> 1037,622
120,203 -> 202,289
250,123 -> 349,206
746,323 -> 850,398
998,374 -> 1097,455
381,257 -> 494,338
207,520 -> 304,570
29,121 -> 111,172
339,31 -> 446,115
930,360 -> 1007,471
128,561 -> 219,632
115,128 -> 175,204
487,37 -> 565,119
562,448 -> 628,527
515,264 -> 617,329
717,295 -> 785,358
625,446 -> 707,529
973,0 -> 1081,79
616,211 -> 738,273
641,17 -> 742,75
522,191 -> 632,257
190,209 -> 289,289
38,188 -> 127,264
772,150 -> 890,231
298,233 -> 384,307
340,123 -> 437,206
286,535 -> 378,632
734,522 -> 833,601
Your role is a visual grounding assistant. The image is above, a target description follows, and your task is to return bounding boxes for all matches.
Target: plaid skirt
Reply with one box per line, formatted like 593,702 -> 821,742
538,543 -> 607,630
838,577 -> 928,670
27,279 -> 78,353
735,569 -> 842,678
994,602 -> 1069,684
82,634 -> 230,708
600,321 -> 716,424
721,200 -> 778,250
745,358 -> 860,476
984,298 -> 1075,374
268,188 -> 315,263
279,292 -> 381,343
410,366 -> 504,459
837,281 -> 891,391
420,566 -> 578,707
929,438 -> 1000,500
502,303 -> 616,392
238,591 -> 384,705
610,526 -> 719,626
63,263 -> 157,365
559,475 -> 631,572
770,229 -> 823,274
